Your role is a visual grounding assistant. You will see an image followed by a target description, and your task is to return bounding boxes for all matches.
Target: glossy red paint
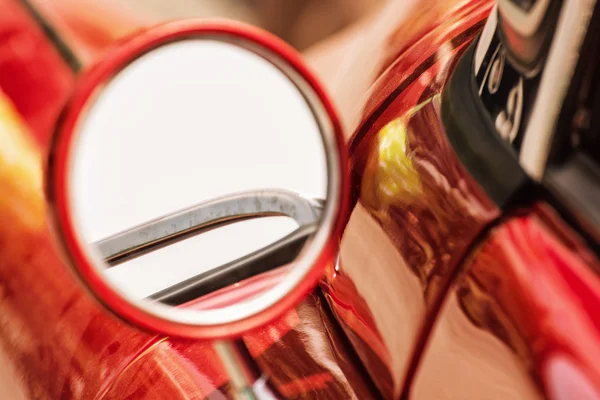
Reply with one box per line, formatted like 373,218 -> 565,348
7,1 -> 600,399
0,2 -> 162,397
100,293 -> 375,399
0,88 -> 372,398
0,87 -> 166,398
48,19 -> 350,339
359,0 -> 493,128
410,203 -> 600,399
0,0 -> 74,144
320,1 -> 497,397
27,0 -> 149,65
0,2 -> 370,398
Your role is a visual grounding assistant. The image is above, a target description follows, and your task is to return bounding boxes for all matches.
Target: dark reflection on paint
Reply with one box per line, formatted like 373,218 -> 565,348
101,292 -> 376,400
321,7 -> 499,394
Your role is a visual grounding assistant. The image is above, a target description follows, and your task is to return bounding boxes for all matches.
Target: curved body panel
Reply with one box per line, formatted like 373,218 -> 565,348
3,0 -> 600,399
321,1 -> 496,396
410,204 -> 600,399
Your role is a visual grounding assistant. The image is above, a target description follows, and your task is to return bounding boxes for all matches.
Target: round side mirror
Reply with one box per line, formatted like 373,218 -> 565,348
46,20 -> 348,340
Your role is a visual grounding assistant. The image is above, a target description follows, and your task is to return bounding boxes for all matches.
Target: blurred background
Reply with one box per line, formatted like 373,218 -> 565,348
23,0 -> 394,133
118,0 -> 383,50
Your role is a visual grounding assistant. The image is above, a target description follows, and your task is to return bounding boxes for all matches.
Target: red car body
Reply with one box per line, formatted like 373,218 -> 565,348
1,0 -> 599,399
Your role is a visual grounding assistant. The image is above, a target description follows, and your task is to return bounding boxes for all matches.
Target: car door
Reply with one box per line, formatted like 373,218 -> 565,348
409,0 -> 600,398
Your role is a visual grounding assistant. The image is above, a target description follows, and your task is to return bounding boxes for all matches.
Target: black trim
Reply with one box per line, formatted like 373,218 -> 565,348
348,22 -> 485,155
18,0 -> 81,73
441,40 -> 531,208
316,290 -> 386,400
149,224 -> 315,306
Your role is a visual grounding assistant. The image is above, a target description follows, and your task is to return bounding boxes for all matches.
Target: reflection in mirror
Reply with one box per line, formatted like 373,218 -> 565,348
68,39 -> 328,312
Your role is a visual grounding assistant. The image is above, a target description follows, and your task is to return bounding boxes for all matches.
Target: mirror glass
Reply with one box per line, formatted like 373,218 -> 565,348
63,38 -> 334,322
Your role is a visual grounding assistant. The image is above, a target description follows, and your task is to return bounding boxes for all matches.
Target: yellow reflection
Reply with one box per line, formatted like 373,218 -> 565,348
364,98 -> 434,208
0,90 -> 44,230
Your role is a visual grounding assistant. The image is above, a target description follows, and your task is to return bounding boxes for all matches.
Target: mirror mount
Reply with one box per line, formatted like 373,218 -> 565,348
214,339 -> 281,400
47,19 -> 349,400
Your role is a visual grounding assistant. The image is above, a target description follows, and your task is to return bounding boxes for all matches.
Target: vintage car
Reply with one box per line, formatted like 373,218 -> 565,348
0,0 -> 599,399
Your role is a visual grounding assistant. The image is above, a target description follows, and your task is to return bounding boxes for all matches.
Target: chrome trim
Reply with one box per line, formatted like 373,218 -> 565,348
95,189 -> 321,265
64,35 -> 342,328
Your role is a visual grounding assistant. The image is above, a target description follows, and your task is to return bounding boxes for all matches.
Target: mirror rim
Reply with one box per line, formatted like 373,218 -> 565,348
46,19 -> 349,339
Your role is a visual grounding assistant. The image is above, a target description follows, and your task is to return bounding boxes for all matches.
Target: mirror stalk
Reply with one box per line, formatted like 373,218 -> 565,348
213,339 -> 279,400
